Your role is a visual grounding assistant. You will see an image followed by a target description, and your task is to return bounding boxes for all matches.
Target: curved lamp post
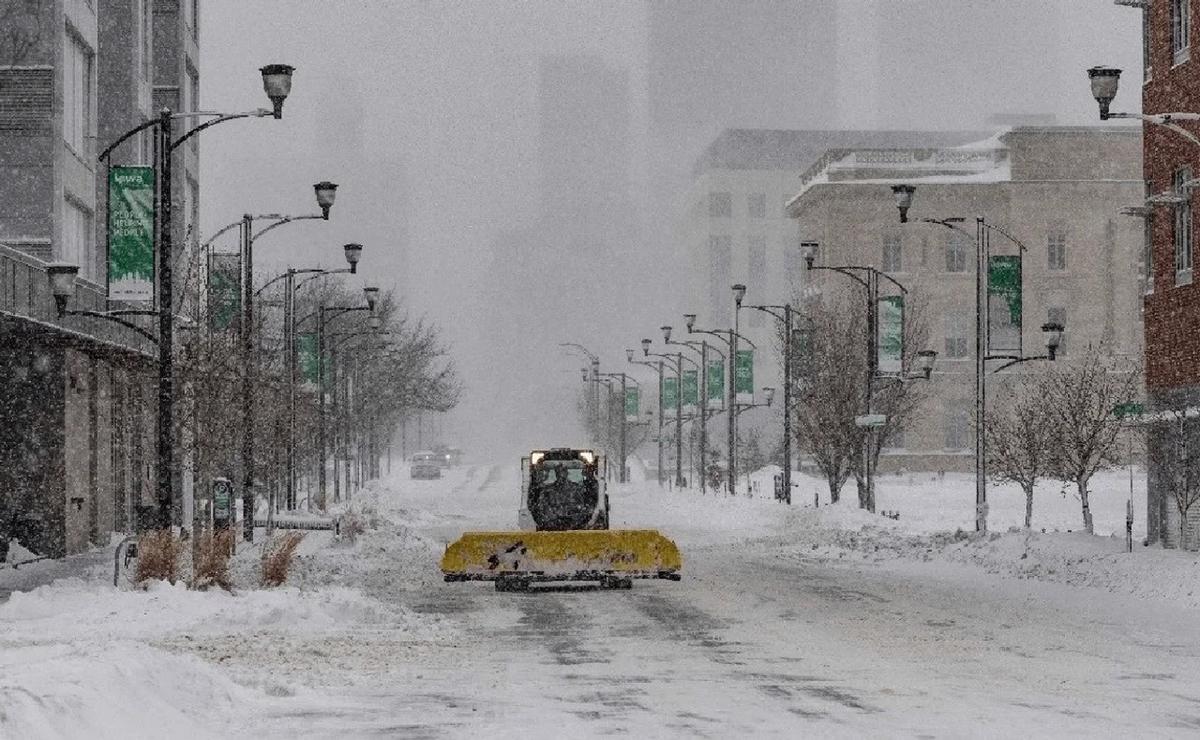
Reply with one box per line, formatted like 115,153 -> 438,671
90,64 -> 294,532
890,185 -> 1062,531
1087,66 -> 1200,148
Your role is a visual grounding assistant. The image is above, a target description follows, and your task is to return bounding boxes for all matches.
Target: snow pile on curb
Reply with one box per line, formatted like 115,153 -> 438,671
0,641 -> 265,739
784,500 -> 1200,609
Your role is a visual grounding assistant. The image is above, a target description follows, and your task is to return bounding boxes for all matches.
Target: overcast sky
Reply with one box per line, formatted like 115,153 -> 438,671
199,1 -> 1140,457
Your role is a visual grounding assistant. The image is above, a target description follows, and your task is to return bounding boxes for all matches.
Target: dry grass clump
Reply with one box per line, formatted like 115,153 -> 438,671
339,512 -> 367,543
192,529 -> 235,591
135,529 -> 186,585
260,531 -> 305,587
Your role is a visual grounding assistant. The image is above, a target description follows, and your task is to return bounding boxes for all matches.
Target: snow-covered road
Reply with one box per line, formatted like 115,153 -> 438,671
5,461 -> 1199,738
246,463 -> 1200,738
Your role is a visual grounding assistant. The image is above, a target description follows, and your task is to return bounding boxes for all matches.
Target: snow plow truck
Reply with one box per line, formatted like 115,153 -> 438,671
440,448 -> 682,591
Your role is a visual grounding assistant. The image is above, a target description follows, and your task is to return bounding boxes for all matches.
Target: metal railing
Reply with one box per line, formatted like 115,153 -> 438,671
0,243 -> 154,357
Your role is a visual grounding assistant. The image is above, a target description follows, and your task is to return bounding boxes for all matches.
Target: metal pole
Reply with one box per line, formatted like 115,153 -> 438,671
865,271 -> 877,514
975,217 -> 988,532
591,359 -> 600,444
782,306 -> 793,504
332,344 -> 340,503
286,269 -> 296,510
619,373 -> 627,483
156,108 -> 175,530
240,213 -> 255,541
728,332 -> 738,495
317,306 -> 327,510
700,342 -> 708,494
657,360 -> 664,486
675,355 -> 684,487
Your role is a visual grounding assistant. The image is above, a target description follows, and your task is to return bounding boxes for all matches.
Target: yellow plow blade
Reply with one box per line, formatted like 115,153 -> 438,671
441,529 -> 682,582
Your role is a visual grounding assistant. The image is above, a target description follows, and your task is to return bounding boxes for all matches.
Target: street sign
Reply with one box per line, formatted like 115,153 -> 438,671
207,252 -> 240,331
212,477 -> 233,520
988,255 -> 1023,354
663,377 -> 679,410
707,359 -> 724,409
735,349 -> 754,403
682,369 -> 699,410
625,387 -> 640,422
1112,402 -> 1145,419
107,166 -> 156,302
855,414 -> 887,428
877,295 -> 903,373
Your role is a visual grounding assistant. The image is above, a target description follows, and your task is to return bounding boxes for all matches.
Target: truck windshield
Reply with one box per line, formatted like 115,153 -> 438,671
536,461 -> 586,485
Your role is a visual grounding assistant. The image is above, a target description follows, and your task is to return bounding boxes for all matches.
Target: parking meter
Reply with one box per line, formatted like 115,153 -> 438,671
212,477 -> 234,532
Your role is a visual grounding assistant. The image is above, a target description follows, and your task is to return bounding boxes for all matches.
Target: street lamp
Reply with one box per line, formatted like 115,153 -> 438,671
314,181 -> 338,219
891,184 -> 916,224
92,65 -> 294,532
343,242 -> 363,273
644,338 -> 695,488
260,64 -> 295,119
894,184 -> 1060,531
1086,66 -> 1200,148
801,240 -> 931,513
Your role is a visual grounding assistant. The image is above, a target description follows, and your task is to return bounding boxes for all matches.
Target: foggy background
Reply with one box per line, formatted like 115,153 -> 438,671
198,0 -> 1141,461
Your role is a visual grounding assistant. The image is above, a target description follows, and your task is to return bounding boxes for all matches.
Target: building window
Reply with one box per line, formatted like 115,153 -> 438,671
137,0 -> 152,81
62,198 -> 95,282
1047,230 -> 1067,271
747,193 -> 767,218
1175,167 -> 1193,285
187,175 -> 200,236
944,310 -> 969,359
1175,0 -> 1191,65
944,409 -> 969,450
945,230 -> 968,272
1047,307 -> 1067,357
709,235 -> 732,323
63,29 -> 93,156
882,233 -> 902,272
708,192 -> 732,218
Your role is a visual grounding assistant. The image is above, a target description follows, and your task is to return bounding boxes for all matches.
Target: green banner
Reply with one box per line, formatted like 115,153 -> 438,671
877,295 -> 904,374
207,252 -> 240,332
625,387 -> 640,422
707,359 -> 724,409
107,166 -> 156,301
663,377 -> 679,411
988,255 -> 1022,354
682,369 -> 699,409
735,349 -> 754,402
298,333 -> 319,384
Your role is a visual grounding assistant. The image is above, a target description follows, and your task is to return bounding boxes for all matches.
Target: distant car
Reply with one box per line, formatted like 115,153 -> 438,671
411,452 -> 442,479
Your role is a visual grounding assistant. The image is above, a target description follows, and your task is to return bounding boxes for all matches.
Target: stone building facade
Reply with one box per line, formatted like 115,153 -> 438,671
786,127 -> 1145,474
0,0 -> 199,557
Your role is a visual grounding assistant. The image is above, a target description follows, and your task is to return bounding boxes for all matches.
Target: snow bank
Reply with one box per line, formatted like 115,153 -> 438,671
0,642 -> 258,740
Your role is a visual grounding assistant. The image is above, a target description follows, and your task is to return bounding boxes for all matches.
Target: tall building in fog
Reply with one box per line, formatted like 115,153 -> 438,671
537,55 -> 635,247
646,1 -> 840,194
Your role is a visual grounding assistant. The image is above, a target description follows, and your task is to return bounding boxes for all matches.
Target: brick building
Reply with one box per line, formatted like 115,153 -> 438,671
786,127 -> 1145,472
0,0 -> 199,557
1141,0 -> 1200,548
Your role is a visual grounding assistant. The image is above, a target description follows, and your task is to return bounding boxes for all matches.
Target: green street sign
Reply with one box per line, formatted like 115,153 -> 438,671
1113,402 -> 1144,419
988,254 -> 1023,354
707,359 -> 724,408
207,252 -> 240,332
107,166 -> 156,302
298,333 -> 319,384
663,377 -> 679,410
625,387 -> 640,422
682,369 -> 699,408
735,349 -> 754,400
877,295 -> 903,374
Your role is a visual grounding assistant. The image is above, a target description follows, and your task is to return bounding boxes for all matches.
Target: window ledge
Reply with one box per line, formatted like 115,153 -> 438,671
1173,48 -> 1191,68
1176,268 -> 1193,287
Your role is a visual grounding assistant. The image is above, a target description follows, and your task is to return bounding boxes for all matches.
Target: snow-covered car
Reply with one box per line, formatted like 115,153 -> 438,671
410,452 -> 442,479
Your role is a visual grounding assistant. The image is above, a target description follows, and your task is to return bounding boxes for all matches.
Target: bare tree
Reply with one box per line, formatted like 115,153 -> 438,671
1043,348 -> 1141,534
788,293 -> 931,510
788,296 -> 863,504
985,371 -> 1059,528
1147,408 -> 1200,550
